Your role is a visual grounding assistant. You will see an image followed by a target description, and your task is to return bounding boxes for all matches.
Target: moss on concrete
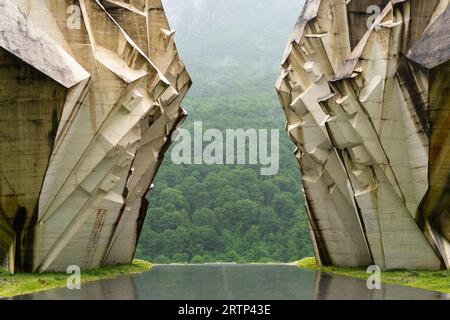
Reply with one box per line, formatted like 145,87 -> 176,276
0,259 -> 152,298
298,257 -> 450,294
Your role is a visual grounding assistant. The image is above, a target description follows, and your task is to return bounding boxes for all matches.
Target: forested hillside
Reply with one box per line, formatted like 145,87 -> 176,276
136,0 -> 312,263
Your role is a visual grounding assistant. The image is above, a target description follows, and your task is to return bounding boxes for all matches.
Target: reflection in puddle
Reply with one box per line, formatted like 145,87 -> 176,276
10,265 -> 448,300
313,272 -> 446,300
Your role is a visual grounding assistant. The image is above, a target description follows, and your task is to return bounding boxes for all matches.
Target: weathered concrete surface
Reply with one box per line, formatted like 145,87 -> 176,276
0,216 -> 15,273
0,0 -> 190,273
277,0 -> 450,270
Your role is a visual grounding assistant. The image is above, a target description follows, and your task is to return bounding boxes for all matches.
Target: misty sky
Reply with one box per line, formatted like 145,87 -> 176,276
161,0 -> 305,100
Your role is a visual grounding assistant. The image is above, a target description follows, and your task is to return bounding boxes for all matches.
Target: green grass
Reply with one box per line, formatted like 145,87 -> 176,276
298,257 -> 450,294
0,259 -> 152,298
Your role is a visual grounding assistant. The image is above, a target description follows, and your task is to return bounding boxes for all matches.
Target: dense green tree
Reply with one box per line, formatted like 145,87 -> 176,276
258,207 -> 281,235
154,255 -> 171,264
260,181 -> 280,206
272,193 -> 297,220
135,0 -> 313,264
191,255 -> 205,264
158,188 -> 189,211
192,208 -> 218,228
